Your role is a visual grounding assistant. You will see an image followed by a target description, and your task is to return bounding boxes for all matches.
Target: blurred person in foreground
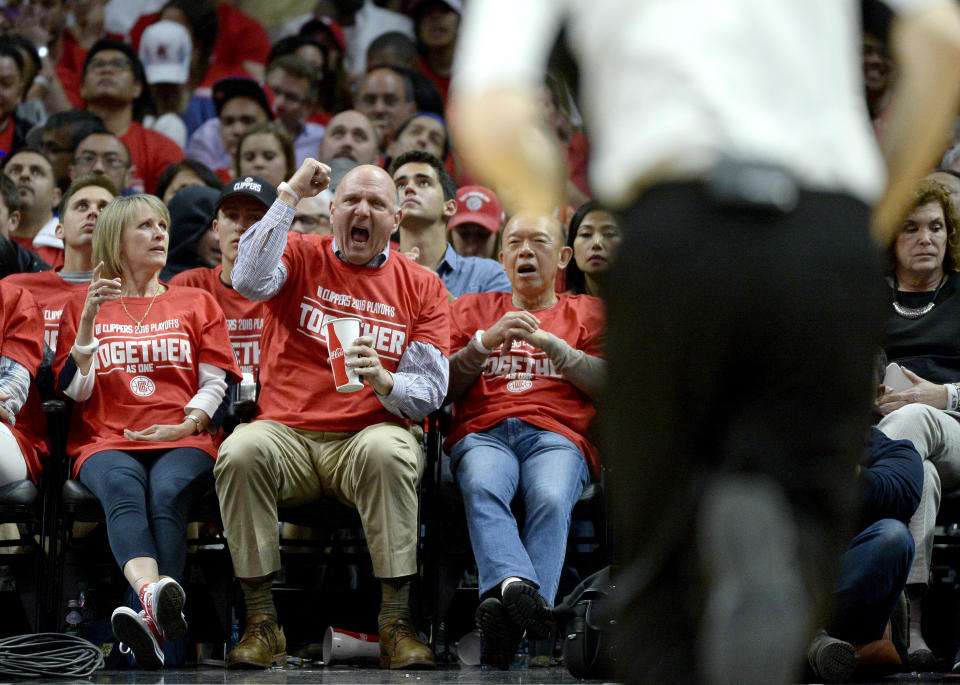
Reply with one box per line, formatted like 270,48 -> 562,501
449,0 -> 960,682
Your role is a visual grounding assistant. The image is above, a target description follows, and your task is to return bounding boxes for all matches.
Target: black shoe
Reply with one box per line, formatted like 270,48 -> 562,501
475,597 -> 522,670
908,648 -> 941,672
502,580 -> 554,639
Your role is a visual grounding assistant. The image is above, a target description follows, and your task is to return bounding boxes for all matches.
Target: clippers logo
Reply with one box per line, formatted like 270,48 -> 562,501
130,375 -> 156,397
463,193 -> 488,211
233,177 -> 262,192
507,379 -> 533,393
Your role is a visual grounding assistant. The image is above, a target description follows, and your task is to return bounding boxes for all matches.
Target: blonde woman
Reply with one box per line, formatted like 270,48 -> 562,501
54,194 -> 240,669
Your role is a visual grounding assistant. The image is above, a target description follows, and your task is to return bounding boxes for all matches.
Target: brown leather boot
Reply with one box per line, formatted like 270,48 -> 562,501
227,614 -> 286,669
379,618 -> 436,669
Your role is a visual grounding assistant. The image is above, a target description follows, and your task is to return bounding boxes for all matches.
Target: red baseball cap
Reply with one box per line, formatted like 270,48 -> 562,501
449,186 -> 504,234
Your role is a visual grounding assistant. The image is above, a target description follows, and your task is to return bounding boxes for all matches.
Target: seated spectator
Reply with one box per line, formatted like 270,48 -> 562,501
268,33 -> 341,126
875,179 -> 960,665
40,110 -> 108,193
69,131 -> 132,196
408,0 -> 460,102
356,67 -> 416,150
0,39 -> 32,162
161,185 -> 220,281
386,112 -> 449,164
186,77 -> 272,184
564,200 -> 622,296
235,122 -> 295,190
390,150 -> 509,298
155,159 -> 223,206
264,56 -> 324,167
447,185 -> 503,260
5,33 -> 48,128
4,149 -> 63,269
444,213 -> 604,669
214,160 -> 445,670
5,175 -> 116,469
291,189 -> 333,236
0,174 -> 50,275
6,175 -> 116,350
138,20 -> 192,149
80,39 -> 184,194
53,193 -> 240,669
806,428 -> 921,682
317,109 -> 379,167
297,17 -> 352,119
0,280 -> 44,487
169,177 -> 275,378
322,0 -> 414,80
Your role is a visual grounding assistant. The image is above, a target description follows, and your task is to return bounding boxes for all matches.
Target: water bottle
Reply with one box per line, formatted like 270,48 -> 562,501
64,599 -> 82,635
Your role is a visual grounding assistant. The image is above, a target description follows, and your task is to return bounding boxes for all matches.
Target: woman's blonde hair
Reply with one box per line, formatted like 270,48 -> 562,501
93,194 -> 170,279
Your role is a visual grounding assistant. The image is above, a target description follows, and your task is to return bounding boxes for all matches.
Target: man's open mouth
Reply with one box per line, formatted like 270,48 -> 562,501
351,227 -> 370,243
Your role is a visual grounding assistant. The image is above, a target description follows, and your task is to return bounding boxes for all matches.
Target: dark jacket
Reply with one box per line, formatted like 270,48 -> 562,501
857,427 -> 923,529
161,185 -> 220,281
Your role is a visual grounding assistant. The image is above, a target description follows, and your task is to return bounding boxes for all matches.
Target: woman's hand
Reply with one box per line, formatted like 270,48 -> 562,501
124,420 -> 194,442
875,368 -> 948,414
81,262 -> 121,325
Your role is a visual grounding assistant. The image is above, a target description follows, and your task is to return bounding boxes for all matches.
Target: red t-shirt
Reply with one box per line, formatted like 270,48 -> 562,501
10,237 -> 64,270
446,292 -> 605,478
121,121 -> 184,195
130,4 -> 271,88
4,270 -> 88,351
254,234 -> 448,432
5,270 -> 87,466
0,282 -> 46,481
169,265 -> 266,377
54,286 -> 241,474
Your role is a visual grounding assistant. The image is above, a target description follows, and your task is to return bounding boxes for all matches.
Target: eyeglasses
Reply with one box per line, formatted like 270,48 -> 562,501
87,57 -> 132,73
73,151 -> 128,170
292,214 -> 330,230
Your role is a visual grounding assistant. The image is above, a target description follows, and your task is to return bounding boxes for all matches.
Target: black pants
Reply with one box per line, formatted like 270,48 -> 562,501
600,182 -> 885,682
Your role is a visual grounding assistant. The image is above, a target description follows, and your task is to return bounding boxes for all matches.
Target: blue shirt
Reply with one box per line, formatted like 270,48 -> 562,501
436,244 -> 511,298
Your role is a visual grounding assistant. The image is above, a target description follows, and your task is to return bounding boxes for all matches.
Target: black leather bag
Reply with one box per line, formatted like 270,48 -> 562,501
555,566 -> 617,679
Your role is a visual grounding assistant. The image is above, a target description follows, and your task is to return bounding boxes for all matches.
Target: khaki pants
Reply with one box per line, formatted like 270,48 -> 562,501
214,420 -> 423,579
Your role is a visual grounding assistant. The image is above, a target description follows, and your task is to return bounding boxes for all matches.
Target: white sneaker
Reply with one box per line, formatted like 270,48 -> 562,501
112,606 -> 163,670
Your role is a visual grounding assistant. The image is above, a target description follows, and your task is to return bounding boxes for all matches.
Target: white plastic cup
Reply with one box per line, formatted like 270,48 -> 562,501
324,317 -> 364,392
457,629 -> 481,666
322,626 -> 381,665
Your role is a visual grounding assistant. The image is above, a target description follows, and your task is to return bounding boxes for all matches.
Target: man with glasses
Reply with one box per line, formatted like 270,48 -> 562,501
265,56 -> 324,167
68,132 -> 131,196
39,110 -> 107,193
80,39 -> 183,194
290,189 -> 332,235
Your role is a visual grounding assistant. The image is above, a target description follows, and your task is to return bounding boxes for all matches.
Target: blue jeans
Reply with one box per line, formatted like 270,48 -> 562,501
830,518 -> 914,645
450,418 -> 589,604
78,447 -> 214,579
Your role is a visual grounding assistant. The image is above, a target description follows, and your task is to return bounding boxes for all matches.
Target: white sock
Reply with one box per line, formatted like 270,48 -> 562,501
501,577 -> 523,595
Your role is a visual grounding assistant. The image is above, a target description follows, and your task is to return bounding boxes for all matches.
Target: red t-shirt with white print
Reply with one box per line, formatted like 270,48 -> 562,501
4,270 -> 89,352
254,233 -> 449,432
53,286 -> 240,475
446,292 -> 605,478
0,282 -> 45,481
170,265 -> 267,377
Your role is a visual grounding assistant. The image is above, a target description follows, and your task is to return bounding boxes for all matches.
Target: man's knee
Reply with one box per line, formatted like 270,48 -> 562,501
870,519 -> 914,567
355,425 -> 422,481
215,424 -> 278,484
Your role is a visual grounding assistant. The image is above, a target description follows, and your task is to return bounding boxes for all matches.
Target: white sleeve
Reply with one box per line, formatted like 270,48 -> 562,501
185,363 -> 227,421
452,0 -> 565,94
63,363 -> 95,402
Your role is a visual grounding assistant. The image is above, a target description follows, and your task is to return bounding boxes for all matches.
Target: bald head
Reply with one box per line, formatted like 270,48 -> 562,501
331,165 -> 400,265
319,110 -> 379,165
500,213 -> 571,297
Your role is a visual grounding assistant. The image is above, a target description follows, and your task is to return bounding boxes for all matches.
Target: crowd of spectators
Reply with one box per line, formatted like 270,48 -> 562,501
0,0 -> 955,681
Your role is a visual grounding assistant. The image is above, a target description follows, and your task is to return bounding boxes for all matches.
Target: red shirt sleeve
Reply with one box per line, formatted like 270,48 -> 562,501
409,270 -> 450,356
1,283 -> 44,375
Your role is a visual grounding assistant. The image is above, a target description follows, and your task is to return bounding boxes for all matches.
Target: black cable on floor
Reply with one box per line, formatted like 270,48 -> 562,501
0,632 -> 104,678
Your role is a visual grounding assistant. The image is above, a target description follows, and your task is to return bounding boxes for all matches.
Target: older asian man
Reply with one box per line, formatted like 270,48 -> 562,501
445,213 -> 604,669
